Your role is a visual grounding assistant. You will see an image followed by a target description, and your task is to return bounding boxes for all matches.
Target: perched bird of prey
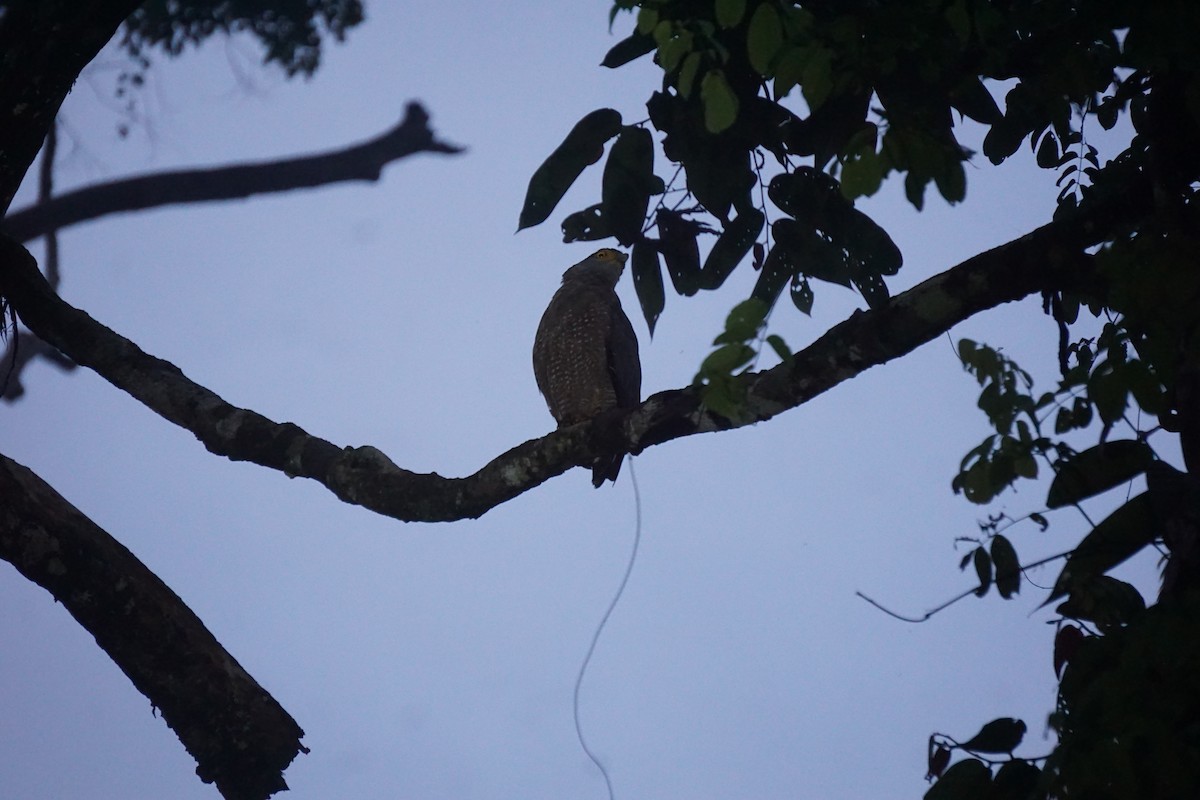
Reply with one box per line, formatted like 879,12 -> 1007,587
533,248 -> 642,486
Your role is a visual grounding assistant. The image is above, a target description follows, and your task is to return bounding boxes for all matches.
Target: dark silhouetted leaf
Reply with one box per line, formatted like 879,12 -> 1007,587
603,126 -> 656,245
1053,624 -> 1084,678
601,32 -> 656,68
1124,358 -> 1167,415
631,239 -> 664,336
905,170 -> 928,210
773,219 -> 851,288
927,744 -> 951,781
519,108 -> 622,231
1089,364 -> 1130,429
950,77 -> 1002,124
771,171 -> 900,304
560,203 -> 611,242
701,208 -> 765,290
766,334 -> 793,365
853,273 -> 891,310
786,88 -> 871,166
796,236 -> 852,287
973,546 -> 992,597
657,209 -> 704,295
925,759 -> 991,800
1045,492 -> 1156,604
991,534 -> 1020,599
1096,95 -> 1119,129
994,760 -> 1041,800
935,159 -> 967,204
961,718 -> 1026,754
756,101 -> 811,156
790,276 -> 814,315
1036,132 -> 1059,168
751,243 -> 796,310
768,168 -> 843,223
845,209 -> 903,276
651,95 -> 757,222
982,114 -> 1027,165
1046,440 -> 1155,509
1054,575 -> 1146,628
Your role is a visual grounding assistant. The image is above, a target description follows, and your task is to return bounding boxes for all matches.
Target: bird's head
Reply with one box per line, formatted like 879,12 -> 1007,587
561,248 -> 628,287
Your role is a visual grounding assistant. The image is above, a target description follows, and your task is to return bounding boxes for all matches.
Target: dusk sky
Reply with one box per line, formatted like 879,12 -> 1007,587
0,4 -> 1165,799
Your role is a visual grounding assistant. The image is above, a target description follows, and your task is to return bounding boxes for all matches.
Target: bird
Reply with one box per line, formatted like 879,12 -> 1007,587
533,248 -> 642,486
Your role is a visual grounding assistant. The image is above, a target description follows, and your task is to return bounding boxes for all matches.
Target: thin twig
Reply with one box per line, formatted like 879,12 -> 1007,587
856,549 -> 1076,623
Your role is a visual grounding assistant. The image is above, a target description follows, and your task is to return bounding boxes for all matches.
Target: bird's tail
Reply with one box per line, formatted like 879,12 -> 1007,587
591,454 -> 623,487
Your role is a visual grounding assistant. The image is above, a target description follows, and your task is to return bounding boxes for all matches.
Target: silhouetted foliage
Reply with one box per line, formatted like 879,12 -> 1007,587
120,0 -> 363,76
520,1 -> 1200,796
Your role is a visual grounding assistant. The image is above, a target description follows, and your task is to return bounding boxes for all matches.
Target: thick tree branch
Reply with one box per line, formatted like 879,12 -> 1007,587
0,2 -> 144,215
0,451 -> 306,800
1,105 -> 461,398
2,103 -> 463,242
0,193 -> 1141,522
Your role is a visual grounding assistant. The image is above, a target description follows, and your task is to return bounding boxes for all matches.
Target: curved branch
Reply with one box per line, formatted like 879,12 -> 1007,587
0,201 -> 1120,522
2,102 -> 464,242
0,451 -> 306,800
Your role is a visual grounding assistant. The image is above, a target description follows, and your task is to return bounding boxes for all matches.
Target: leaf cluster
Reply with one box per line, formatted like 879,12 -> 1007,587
120,0 -> 364,77
925,718 -> 1041,800
952,332 -> 1164,603
516,5 -> 1200,796
519,0 -> 1200,361
952,339 -> 1048,506
938,325 -> 1200,799
1044,591 -> 1200,798
692,298 -> 791,419
928,587 -> 1200,800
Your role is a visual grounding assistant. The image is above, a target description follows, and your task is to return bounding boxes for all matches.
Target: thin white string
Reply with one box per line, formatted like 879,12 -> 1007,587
573,459 -> 642,800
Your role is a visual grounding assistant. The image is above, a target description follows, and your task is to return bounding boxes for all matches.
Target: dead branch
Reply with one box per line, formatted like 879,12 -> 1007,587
1,102 -> 462,242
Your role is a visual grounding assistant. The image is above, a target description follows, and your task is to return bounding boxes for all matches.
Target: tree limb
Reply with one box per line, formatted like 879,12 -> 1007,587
0,2 -> 145,215
2,102 -> 463,242
0,451 -> 306,800
0,194 -> 1138,522
1,104 -> 461,399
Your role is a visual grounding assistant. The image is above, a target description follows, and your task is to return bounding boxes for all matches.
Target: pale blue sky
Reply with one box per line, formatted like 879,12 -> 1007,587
0,4 -> 1164,799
